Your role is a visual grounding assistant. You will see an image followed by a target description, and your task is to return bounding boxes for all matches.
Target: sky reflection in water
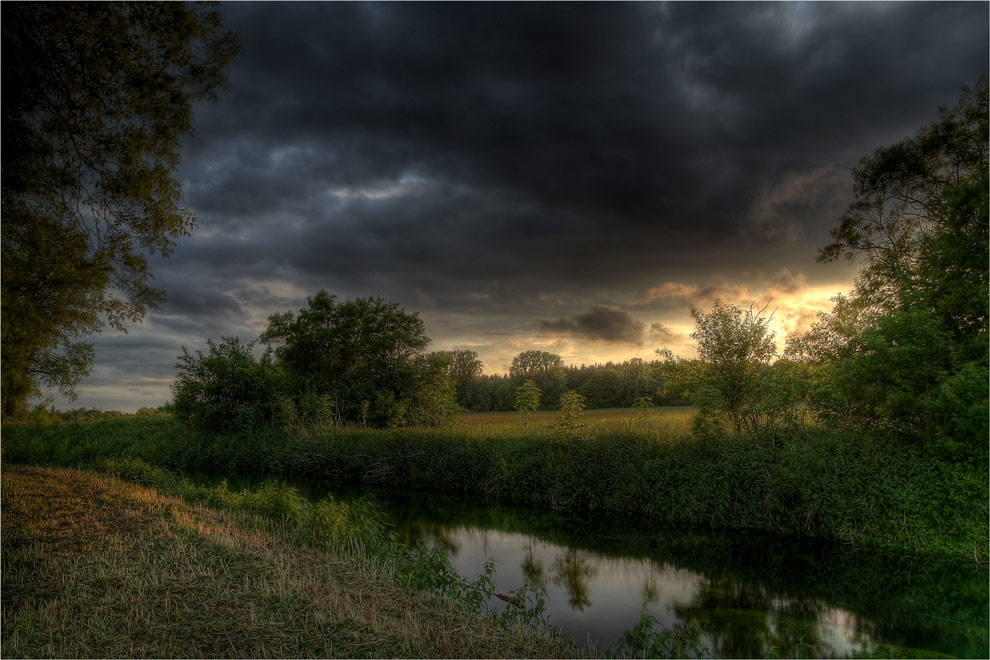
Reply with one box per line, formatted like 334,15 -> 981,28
403,523 -> 877,656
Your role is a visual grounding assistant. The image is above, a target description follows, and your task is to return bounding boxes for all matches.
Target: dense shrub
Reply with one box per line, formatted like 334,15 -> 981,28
172,337 -> 282,432
4,416 -> 985,559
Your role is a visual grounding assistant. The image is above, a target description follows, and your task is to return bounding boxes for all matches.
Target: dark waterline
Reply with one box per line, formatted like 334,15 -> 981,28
188,470 -> 989,658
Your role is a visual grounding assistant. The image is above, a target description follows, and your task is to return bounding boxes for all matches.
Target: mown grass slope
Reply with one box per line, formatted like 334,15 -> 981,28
1,464 -> 576,658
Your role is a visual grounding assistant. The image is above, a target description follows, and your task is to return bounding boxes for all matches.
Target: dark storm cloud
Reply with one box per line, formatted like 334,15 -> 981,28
53,2 -> 988,410
649,323 -> 675,343
176,1 -> 986,302
539,306 -> 646,345
161,286 -> 242,318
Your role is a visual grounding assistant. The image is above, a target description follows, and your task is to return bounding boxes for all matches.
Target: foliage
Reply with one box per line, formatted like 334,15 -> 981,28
632,396 -> 653,423
259,290 -> 438,427
515,379 -> 542,430
0,2 -> 238,419
607,609 -> 712,659
171,337 -> 282,432
510,350 -> 568,407
807,77 -> 989,456
819,77 -> 988,335
435,349 -> 484,408
688,300 -> 806,438
547,390 -> 589,441
406,353 -> 461,428
4,416 -> 987,559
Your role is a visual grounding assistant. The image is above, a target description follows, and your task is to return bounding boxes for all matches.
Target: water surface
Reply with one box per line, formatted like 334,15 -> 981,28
192,471 -> 988,657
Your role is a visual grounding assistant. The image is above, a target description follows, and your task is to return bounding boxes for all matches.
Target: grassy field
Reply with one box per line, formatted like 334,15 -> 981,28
457,406 -> 696,436
1,464 -> 577,658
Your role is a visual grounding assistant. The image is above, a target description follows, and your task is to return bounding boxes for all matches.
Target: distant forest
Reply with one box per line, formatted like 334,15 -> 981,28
448,352 -> 688,412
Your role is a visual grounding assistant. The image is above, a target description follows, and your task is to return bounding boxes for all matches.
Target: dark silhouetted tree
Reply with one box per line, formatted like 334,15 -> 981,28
1,2 -> 239,418
259,291 -> 434,427
806,77 -> 988,456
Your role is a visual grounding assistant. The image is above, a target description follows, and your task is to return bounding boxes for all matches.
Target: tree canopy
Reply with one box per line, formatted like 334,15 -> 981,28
259,290 -> 441,427
807,77 -> 989,456
1,2 -> 239,418
818,76 -> 988,357
509,350 -> 567,406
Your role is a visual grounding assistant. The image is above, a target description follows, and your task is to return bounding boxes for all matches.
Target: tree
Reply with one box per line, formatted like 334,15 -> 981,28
1,2 -> 239,418
515,379 -> 542,430
509,350 -> 567,407
260,291 -> 431,427
808,78 -> 988,456
633,396 -> 654,423
690,300 -> 778,436
818,76 -> 988,357
435,349 -> 483,407
580,367 -> 623,408
172,337 -> 281,432
407,353 -> 461,427
548,390 -> 588,441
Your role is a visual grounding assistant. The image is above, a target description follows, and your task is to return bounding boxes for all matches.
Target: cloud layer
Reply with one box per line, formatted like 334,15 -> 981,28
47,2 -> 988,410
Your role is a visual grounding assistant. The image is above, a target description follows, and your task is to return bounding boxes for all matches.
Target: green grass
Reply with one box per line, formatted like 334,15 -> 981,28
1,464 -> 578,658
3,415 -> 987,560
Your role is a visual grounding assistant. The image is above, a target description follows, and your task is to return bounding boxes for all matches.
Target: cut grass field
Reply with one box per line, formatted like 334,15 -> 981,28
457,406 -> 696,436
1,464 -> 577,658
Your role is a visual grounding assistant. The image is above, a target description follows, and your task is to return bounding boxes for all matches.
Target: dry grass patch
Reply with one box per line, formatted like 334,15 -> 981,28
1,464 -> 576,658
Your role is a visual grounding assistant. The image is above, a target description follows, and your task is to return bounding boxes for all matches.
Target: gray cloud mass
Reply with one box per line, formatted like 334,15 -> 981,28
46,1 -> 987,410
539,306 -> 647,346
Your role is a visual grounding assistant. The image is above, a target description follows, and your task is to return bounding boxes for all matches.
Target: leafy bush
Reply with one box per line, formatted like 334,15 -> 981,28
171,337 -> 282,432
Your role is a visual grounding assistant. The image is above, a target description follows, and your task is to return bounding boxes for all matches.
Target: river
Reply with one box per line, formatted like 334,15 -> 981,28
190,471 -> 988,658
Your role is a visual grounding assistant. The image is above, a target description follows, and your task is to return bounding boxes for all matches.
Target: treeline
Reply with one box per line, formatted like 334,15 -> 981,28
17,405 -> 168,425
451,353 -> 691,413
171,292 -> 465,431
168,293 -> 688,433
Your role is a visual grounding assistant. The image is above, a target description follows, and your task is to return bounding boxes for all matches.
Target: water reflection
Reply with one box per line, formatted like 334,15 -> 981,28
522,545 -> 547,590
381,493 -> 987,657
551,548 -> 597,611
187,471 -> 988,658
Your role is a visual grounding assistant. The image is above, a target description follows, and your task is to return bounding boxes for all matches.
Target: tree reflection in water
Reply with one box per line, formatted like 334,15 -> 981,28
552,548 -> 597,611
394,521 -> 460,554
522,544 -> 547,590
673,578 -> 828,658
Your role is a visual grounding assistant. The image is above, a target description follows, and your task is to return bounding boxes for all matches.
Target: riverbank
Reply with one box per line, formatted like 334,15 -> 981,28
1,464 -> 577,658
3,416 -> 987,559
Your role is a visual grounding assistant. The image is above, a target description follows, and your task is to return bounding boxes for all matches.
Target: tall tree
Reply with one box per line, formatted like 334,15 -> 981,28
808,77 -> 988,453
1,2 -> 238,418
509,350 -> 567,407
260,291 -> 432,426
818,76 -> 988,358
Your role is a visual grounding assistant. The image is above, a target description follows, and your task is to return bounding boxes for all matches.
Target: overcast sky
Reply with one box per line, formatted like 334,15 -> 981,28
57,1 -> 988,412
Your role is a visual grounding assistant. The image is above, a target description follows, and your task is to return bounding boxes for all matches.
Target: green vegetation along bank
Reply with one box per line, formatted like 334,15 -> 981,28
5,415 -> 987,561
1,464 -> 578,659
